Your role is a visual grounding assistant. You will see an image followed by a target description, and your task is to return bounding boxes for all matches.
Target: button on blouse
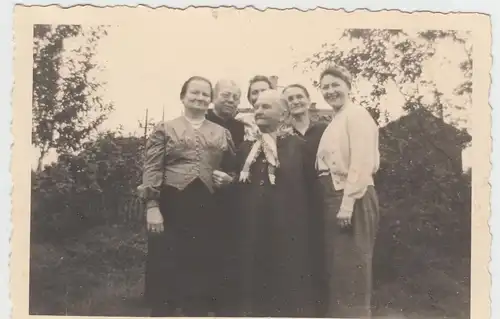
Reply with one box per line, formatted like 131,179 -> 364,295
138,116 -> 236,208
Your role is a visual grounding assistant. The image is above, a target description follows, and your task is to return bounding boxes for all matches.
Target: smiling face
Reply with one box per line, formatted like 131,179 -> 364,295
320,74 -> 350,111
181,79 -> 212,111
282,85 -> 310,115
213,81 -> 241,118
254,90 -> 285,132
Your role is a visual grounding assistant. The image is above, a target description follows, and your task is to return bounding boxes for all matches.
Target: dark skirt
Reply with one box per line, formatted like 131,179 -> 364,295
319,175 -> 380,318
308,178 -> 328,317
145,179 -> 224,316
239,183 -> 314,318
212,188 -> 243,316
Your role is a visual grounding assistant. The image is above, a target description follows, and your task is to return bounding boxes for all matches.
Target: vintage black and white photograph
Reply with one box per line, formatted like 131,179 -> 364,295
11,6 -> 491,319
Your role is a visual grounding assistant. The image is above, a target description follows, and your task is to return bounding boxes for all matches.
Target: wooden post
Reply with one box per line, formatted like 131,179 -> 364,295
143,108 -> 149,143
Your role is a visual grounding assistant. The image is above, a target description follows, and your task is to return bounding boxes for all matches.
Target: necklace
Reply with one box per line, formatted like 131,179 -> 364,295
184,115 -> 205,129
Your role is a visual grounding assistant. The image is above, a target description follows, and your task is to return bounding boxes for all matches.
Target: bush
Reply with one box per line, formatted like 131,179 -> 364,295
31,132 -> 145,241
309,110 -> 472,287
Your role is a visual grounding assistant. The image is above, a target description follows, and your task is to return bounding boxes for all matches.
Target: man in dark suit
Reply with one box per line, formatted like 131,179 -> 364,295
206,79 -> 245,149
206,79 -> 245,316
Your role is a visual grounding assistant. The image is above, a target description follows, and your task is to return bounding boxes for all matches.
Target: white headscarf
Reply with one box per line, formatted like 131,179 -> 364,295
239,90 -> 288,185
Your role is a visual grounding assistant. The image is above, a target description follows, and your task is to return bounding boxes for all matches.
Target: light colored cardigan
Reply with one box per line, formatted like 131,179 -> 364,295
316,103 -> 380,213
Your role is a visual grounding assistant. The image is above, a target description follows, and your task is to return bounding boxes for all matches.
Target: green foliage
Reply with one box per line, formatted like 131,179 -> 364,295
29,26 -> 472,318
308,109 -> 472,299
32,24 -> 113,172
30,120 -> 471,316
31,132 -> 145,240
300,29 -> 472,126
372,110 -> 471,286
304,30 -> 472,277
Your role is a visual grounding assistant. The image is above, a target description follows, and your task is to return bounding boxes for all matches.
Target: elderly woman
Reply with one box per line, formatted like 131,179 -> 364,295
316,66 -> 380,318
237,89 -> 314,317
138,76 -> 236,317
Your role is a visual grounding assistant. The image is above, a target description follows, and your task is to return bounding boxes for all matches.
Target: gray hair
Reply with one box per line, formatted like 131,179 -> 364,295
213,79 -> 241,97
255,89 -> 289,111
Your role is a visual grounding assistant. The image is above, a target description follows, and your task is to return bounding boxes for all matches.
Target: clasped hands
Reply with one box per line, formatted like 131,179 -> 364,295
148,175 -> 353,233
147,170 -> 233,234
212,170 -> 234,188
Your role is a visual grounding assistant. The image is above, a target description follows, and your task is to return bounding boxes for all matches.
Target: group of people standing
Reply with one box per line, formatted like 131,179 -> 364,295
138,66 -> 380,318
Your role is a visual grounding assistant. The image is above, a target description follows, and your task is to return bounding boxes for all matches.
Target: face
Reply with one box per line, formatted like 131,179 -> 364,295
320,74 -> 350,110
213,83 -> 241,118
249,81 -> 272,107
282,86 -> 310,115
182,79 -> 212,111
254,95 -> 284,132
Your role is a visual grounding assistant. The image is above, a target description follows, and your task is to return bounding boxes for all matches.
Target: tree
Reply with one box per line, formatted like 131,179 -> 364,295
298,29 -> 472,128
32,24 -> 113,172
300,30 -> 473,294
419,30 -> 472,128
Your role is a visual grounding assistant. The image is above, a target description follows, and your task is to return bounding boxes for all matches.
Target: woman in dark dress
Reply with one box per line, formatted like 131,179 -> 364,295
282,83 -> 329,317
236,89 -> 314,317
138,76 -> 236,317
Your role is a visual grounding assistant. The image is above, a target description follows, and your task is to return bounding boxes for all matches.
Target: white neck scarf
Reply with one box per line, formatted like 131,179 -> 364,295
239,131 -> 279,185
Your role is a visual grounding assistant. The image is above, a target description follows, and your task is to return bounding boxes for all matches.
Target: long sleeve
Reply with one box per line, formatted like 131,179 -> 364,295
340,108 -> 380,213
220,128 -> 238,181
137,122 -> 169,209
315,122 -> 335,173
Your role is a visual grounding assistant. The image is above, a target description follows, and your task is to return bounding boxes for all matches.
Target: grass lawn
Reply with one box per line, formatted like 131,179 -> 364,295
29,224 -> 150,316
29,224 -> 470,318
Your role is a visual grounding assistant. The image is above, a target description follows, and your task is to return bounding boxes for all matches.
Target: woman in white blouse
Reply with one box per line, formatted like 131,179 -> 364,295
316,66 -> 380,318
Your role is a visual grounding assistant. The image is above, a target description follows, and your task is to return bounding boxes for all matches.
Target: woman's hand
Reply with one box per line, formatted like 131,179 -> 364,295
213,170 -> 234,188
147,206 -> 164,233
337,208 -> 353,229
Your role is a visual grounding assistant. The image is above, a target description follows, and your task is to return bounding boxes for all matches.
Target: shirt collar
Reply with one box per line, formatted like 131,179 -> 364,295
293,123 -> 311,136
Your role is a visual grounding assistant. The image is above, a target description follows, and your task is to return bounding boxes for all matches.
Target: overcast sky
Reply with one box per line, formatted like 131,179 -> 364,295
34,10 -> 472,168
93,25 -> 468,132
